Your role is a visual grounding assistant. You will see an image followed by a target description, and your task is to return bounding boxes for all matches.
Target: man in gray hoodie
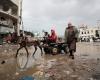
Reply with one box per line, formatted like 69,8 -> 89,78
64,23 -> 78,59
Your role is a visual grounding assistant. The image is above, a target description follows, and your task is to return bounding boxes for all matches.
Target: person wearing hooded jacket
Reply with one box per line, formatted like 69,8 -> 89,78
43,29 -> 57,54
64,23 -> 78,59
48,29 -> 57,43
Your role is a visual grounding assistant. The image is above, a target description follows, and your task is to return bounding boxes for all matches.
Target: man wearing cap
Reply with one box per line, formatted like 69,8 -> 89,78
64,23 -> 78,59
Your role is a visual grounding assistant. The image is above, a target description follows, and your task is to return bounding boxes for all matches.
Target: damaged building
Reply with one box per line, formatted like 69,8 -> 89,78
0,0 -> 21,44
0,0 -> 19,33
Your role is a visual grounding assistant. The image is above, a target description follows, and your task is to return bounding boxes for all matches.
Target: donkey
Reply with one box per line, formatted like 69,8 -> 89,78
15,36 -> 43,58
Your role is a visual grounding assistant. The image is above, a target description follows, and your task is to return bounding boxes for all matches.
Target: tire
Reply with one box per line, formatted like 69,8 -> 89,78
16,47 -> 28,69
52,47 -> 58,55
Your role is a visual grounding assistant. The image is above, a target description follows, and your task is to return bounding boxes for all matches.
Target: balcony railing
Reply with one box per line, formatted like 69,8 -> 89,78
0,9 -> 18,19
0,20 -> 9,26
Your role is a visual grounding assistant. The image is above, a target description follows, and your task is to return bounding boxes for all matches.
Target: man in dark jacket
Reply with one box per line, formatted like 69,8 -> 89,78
64,23 -> 78,59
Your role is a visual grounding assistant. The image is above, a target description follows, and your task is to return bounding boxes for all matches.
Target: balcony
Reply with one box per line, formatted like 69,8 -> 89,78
0,20 -> 9,26
0,18 -> 16,28
0,10 -> 18,20
0,0 -> 18,20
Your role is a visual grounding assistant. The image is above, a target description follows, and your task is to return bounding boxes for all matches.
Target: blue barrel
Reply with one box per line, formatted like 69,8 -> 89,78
19,76 -> 34,80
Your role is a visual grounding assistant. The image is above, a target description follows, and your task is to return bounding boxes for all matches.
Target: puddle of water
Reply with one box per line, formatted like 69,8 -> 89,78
16,46 -> 44,72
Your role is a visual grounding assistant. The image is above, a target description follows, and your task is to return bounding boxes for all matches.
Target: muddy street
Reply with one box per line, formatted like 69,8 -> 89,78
0,42 -> 100,80
44,42 -> 100,80
0,44 -> 44,80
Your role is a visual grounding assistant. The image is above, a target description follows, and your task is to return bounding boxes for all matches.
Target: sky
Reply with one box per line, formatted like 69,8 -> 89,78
22,0 -> 100,36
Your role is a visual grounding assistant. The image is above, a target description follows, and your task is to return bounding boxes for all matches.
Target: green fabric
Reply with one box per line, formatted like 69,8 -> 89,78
0,32 -> 8,34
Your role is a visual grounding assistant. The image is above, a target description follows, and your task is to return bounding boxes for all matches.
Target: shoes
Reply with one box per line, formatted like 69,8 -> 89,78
72,56 -> 74,59
69,55 -> 74,59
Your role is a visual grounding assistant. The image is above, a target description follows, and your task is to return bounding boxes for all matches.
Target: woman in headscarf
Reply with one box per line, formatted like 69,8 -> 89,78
48,29 -> 57,43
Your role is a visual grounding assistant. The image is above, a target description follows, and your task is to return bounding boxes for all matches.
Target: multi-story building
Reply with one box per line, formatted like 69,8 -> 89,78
0,0 -> 21,35
78,26 -> 100,42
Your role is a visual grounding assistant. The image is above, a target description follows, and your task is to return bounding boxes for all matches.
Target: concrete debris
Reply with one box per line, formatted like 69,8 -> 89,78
63,70 -> 71,75
1,60 -> 6,64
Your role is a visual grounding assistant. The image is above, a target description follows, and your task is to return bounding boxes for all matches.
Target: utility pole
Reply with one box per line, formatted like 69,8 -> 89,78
20,0 -> 24,36
18,0 -> 23,36
97,20 -> 100,29
17,0 -> 21,36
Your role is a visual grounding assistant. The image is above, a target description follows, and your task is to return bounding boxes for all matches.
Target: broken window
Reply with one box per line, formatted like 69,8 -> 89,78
3,4 -> 9,11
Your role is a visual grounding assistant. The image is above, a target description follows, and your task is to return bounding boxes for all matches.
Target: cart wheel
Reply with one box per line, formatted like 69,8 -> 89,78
52,47 -> 58,55
16,47 -> 28,69
44,47 -> 50,54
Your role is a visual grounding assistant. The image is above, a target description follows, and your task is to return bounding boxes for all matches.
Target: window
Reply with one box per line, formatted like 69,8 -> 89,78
91,30 -> 93,33
95,30 -> 100,37
1,17 -> 5,21
87,31 -> 89,34
3,4 -> 9,11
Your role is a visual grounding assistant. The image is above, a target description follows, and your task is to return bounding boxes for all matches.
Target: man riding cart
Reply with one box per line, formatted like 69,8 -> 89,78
43,29 -> 68,55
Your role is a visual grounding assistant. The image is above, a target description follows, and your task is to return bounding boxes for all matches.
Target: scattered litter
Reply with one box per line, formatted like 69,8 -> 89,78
15,72 -> 19,76
19,76 -> 34,80
63,71 -> 71,75
1,60 -> 6,64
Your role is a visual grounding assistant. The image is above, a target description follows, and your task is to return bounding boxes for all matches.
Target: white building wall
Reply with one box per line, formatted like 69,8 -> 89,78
79,27 -> 100,42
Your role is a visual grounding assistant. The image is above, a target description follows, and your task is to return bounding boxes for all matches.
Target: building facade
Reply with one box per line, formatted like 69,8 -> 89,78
0,0 -> 21,35
78,26 -> 100,42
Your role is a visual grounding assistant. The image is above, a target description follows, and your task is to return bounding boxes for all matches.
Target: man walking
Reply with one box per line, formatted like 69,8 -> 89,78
64,22 -> 78,59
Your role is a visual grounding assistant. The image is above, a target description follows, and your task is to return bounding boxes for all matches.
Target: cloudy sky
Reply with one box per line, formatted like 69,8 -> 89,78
22,0 -> 100,36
